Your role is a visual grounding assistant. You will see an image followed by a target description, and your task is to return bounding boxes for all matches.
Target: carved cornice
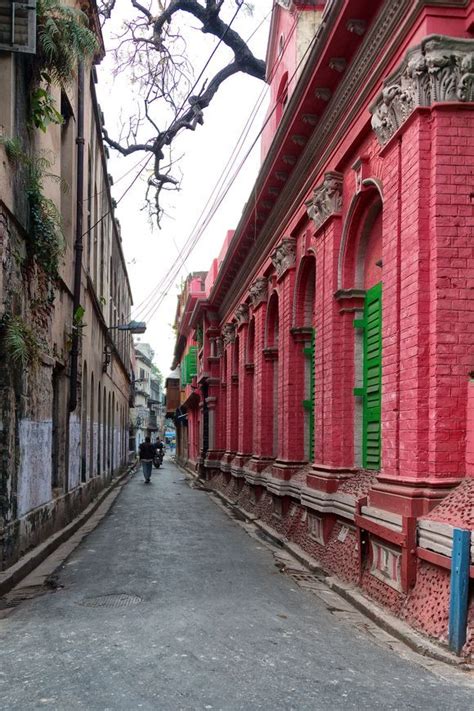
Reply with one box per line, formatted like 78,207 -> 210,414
270,237 -> 297,278
249,277 -> 268,308
371,34 -> 474,145
235,303 -> 249,327
222,323 -> 236,346
305,171 -> 343,230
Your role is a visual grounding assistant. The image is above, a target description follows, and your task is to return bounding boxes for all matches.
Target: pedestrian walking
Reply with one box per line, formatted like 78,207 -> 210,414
139,437 -> 155,483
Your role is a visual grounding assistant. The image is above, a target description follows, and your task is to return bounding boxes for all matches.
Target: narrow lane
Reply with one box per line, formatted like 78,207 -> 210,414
0,460 -> 471,711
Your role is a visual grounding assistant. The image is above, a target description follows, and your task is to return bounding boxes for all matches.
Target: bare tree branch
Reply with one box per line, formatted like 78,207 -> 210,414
100,0 -> 265,226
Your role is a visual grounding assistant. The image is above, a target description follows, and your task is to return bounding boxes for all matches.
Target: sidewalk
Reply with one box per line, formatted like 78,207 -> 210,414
0,460 -> 472,710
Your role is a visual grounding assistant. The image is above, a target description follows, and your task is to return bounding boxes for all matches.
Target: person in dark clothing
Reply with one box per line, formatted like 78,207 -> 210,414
139,437 -> 155,483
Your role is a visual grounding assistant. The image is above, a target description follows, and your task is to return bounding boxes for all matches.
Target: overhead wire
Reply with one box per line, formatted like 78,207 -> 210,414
131,4 -> 295,320
133,6 -> 304,324
141,10 -> 319,326
82,0 -> 246,245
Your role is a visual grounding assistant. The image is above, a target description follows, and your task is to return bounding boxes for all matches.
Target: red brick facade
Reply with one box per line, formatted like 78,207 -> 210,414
173,0 -> 474,656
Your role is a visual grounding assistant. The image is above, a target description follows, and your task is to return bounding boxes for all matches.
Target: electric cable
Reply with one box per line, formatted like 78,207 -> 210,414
131,5 -> 297,320
132,8 -> 302,322
140,14 -> 321,326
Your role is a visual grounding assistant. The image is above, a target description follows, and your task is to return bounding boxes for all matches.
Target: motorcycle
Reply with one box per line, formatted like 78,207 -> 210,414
153,446 -> 164,469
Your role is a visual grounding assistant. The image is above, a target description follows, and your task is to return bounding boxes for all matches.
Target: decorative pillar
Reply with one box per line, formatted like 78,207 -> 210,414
305,171 -> 355,492
247,277 -> 273,471
367,34 -> 474,515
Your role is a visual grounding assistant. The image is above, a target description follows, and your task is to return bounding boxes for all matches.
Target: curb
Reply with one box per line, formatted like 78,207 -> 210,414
0,463 -> 136,598
179,464 -> 472,670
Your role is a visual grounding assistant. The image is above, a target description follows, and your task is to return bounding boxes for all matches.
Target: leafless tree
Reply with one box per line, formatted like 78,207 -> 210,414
98,0 -> 266,225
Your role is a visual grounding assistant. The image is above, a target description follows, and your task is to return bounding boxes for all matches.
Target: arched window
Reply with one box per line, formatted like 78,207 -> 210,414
341,189 -> 383,470
97,384 -> 102,476
266,293 -> 280,458
294,256 -> 316,461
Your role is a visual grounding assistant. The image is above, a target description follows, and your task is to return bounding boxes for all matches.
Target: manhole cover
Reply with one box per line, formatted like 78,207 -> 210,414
80,593 -> 142,609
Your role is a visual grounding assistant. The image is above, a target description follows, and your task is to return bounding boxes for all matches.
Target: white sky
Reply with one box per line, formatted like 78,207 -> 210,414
96,1 -> 273,375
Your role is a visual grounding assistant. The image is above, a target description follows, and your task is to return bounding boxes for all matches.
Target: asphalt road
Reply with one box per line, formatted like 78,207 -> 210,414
0,460 -> 472,711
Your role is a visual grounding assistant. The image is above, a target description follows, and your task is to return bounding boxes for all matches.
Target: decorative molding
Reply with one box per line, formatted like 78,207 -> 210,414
314,87 -> 332,101
270,237 -> 297,278
291,134 -> 307,146
263,346 -> 278,361
329,57 -> 347,73
282,154 -> 297,166
235,303 -> 249,326
222,323 -> 236,346
346,19 -> 366,36
371,34 -> 474,145
305,171 -> 343,230
302,113 -> 318,126
249,277 -> 268,308
268,186 -> 279,195
275,171 -> 288,182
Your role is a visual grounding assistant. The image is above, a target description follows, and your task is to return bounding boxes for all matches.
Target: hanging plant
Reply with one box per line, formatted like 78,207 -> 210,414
27,0 -> 98,132
36,0 -> 98,84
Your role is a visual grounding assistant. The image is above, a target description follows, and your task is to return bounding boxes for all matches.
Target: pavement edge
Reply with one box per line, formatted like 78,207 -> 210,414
0,463 -> 137,597
176,461 -> 472,671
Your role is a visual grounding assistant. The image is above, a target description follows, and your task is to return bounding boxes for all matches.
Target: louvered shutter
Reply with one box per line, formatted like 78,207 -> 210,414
302,329 -> 315,461
188,346 -> 197,378
0,1 -> 37,54
362,283 -> 382,469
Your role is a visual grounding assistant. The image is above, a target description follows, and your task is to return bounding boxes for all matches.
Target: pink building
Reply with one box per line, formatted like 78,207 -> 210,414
173,0 -> 474,656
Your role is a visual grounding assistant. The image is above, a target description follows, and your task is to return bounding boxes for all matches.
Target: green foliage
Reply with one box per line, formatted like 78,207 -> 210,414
2,315 -> 41,369
0,138 -> 65,279
29,84 -> 64,132
36,0 -> 98,85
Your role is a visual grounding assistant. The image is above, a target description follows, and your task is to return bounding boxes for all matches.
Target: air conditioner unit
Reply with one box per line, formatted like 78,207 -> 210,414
0,1 -> 36,54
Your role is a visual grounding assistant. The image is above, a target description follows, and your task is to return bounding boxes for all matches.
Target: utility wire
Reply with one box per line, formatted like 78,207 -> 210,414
131,5 -> 295,320
141,13 -> 320,326
132,7 -> 302,323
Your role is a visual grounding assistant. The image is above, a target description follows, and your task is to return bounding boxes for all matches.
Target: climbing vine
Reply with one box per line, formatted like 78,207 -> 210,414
0,137 -> 65,279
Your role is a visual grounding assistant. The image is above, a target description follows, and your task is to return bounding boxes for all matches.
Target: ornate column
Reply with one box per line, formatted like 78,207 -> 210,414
367,34 -> 474,515
247,277 -> 273,472
221,322 -> 237,470
269,237 -> 305,479
305,171 -> 356,492
234,303 -> 253,472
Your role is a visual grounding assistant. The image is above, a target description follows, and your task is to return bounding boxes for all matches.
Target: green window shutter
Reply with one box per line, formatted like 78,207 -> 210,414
302,329 -> 315,461
362,282 -> 382,470
188,346 -> 198,378
181,354 -> 188,386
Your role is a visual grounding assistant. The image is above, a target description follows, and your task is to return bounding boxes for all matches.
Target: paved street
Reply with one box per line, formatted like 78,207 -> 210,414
0,460 -> 472,711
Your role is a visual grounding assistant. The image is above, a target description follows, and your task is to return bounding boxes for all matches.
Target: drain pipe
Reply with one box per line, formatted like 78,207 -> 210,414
69,60 -> 85,412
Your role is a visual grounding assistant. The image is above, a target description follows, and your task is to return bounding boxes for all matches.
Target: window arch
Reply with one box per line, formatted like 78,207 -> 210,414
340,187 -> 383,470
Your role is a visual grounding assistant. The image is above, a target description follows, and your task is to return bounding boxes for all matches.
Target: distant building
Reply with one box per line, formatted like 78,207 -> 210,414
173,0 -> 474,656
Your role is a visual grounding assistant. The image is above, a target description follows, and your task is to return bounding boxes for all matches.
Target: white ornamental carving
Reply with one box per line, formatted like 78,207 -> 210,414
371,35 -> 474,145
270,237 -> 297,277
222,323 -> 236,346
305,171 -> 343,230
235,303 -> 249,326
249,277 -> 268,307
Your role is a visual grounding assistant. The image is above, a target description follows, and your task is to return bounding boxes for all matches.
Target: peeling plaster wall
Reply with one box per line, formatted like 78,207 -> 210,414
68,414 -> 81,490
17,419 -> 52,518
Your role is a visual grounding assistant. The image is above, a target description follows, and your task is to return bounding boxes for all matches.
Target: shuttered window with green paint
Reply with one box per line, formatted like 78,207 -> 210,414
302,330 -> 315,461
360,283 -> 382,469
188,346 -> 198,378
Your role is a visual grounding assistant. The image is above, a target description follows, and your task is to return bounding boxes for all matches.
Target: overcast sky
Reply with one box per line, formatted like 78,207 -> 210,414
97,1 -> 273,376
